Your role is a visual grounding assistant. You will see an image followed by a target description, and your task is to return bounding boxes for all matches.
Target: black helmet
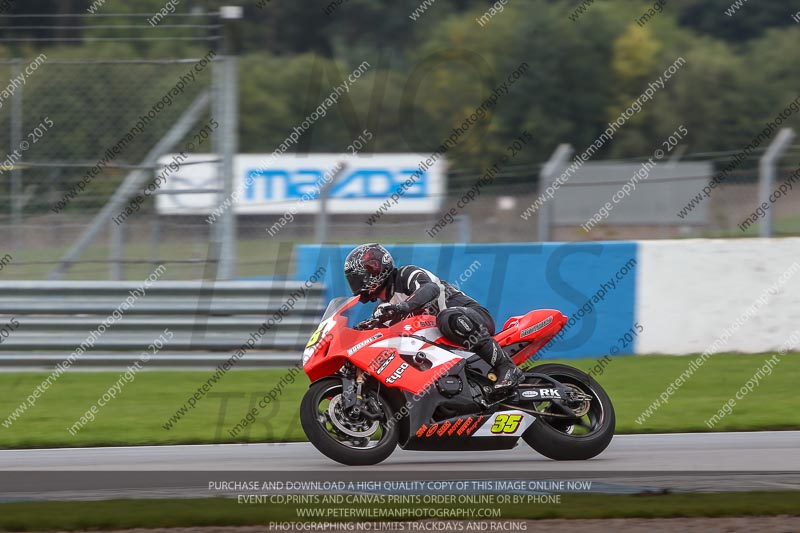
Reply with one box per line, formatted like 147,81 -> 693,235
344,243 -> 395,303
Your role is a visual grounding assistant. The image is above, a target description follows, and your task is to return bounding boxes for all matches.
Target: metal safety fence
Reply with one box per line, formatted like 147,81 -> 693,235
0,280 -> 324,369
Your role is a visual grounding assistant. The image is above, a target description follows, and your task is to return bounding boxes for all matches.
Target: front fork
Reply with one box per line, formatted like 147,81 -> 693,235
341,368 -> 365,409
340,367 -> 383,421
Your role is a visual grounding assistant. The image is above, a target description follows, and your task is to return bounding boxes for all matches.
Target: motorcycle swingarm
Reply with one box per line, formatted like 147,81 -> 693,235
513,372 -> 592,418
520,372 -> 573,397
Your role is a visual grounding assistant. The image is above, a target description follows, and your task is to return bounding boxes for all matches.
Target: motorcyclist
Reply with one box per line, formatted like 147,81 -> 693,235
343,243 -> 524,390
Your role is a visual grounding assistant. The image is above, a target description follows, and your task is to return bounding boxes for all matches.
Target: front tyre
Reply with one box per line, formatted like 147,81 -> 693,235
522,363 -> 615,460
300,377 -> 398,466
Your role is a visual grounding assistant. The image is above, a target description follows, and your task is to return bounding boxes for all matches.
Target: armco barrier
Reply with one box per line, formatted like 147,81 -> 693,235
0,281 -> 324,369
8,238 -> 787,370
295,243 -> 638,359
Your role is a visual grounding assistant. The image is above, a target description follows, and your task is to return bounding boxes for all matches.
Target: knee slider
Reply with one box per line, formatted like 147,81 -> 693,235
450,314 -> 475,337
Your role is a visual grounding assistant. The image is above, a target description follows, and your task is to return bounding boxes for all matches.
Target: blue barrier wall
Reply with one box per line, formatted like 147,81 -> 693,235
295,243 -> 637,359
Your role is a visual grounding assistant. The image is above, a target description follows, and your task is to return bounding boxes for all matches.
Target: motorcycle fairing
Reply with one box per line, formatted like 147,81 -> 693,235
300,295 -> 615,464
302,296 -> 569,452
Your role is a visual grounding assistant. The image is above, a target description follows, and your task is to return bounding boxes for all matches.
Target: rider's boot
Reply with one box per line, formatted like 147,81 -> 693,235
473,337 -> 524,391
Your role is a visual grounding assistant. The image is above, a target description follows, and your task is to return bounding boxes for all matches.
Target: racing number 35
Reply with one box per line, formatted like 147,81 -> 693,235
490,414 -> 523,434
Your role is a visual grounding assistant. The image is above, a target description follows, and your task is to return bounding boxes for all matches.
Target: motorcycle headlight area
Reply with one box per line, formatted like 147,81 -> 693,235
302,346 -> 315,365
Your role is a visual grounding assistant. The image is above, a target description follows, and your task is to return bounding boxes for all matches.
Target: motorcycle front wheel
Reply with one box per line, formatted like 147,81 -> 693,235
521,363 -> 615,460
300,377 -> 398,466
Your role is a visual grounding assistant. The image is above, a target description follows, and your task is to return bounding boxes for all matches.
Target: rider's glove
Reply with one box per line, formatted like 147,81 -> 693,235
373,302 -> 410,322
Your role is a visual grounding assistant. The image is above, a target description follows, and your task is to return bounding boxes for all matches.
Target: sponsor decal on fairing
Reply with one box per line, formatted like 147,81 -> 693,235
520,316 -> 553,338
347,333 -> 383,356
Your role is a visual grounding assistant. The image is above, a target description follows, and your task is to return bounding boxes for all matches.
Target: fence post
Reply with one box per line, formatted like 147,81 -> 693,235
457,214 -> 471,243
214,6 -> 242,280
109,220 -> 125,281
10,59 -> 23,247
537,144 -> 573,242
315,163 -> 348,244
150,215 -> 161,274
758,128 -> 795,238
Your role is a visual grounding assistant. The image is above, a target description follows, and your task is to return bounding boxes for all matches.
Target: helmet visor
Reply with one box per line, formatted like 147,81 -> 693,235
345,270 -> 366,297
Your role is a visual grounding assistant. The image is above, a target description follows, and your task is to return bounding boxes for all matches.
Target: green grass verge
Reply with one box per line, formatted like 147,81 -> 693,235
0,353 -> 798,449
1,492 -> 800,531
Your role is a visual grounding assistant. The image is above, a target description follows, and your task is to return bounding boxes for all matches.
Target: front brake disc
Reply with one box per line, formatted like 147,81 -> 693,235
327,395 -> 379,438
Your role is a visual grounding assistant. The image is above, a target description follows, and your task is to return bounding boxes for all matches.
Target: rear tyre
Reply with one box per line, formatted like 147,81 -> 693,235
300,377 -> 398,466
522,363 -> 615,460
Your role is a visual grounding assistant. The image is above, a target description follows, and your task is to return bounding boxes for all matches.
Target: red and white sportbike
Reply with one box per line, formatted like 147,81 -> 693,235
300,296 -> 615,465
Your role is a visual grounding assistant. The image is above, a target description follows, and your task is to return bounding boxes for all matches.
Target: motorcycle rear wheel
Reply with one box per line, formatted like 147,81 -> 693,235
300,377 -> 398,466
521,363 -> 615,460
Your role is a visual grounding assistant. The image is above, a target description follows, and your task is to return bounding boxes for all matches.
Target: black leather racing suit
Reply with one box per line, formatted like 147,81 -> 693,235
381,265 -> 518,381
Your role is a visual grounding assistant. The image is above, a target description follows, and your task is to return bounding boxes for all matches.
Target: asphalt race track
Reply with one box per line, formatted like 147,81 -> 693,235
0,431 -> 798,500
